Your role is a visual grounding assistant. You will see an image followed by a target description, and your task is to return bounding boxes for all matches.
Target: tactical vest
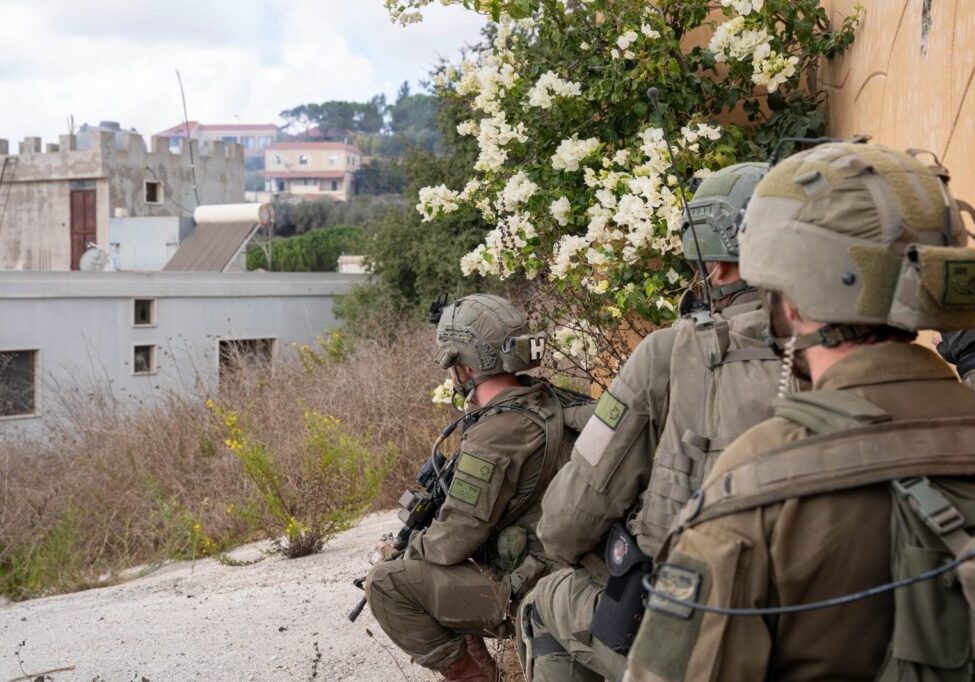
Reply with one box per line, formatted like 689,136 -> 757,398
671,391 -> 975,681
474,381 -> 594,568
628,304 -> 785,557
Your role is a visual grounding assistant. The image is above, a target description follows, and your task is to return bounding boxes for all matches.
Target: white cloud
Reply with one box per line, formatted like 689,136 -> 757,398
0,0 -> 486,145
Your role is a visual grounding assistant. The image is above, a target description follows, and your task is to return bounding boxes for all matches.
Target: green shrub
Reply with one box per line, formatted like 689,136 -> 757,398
208,401 -> 395,558
247,226 -> 365,271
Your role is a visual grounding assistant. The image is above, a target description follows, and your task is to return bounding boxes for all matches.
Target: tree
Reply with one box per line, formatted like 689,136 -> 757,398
400,0 -> 861,381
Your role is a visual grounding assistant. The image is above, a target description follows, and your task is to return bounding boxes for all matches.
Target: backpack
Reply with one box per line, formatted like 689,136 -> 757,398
672,390 -> 975,681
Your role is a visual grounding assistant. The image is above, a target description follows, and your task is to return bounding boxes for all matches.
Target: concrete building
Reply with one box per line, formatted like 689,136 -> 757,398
0,270 -> 363,440
0,124 -> 245,271
155,121 -> 278,159
264,142 -> 362,202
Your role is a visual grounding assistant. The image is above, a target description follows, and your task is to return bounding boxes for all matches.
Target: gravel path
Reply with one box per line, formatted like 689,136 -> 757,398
0,512 -> 442,682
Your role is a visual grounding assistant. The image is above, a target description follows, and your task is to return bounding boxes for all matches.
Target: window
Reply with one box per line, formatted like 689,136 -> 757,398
168,137 -> 182,151
0,350 -> 37,418
219,338 -> 274,384
144,181 -> 163,204
330,180 -> 339,192
134,299 -> 156,326
222,135 -> 238,145
272,154 -> 282,165
328,154 -> 338,165
276,180 -> 286,192
133,345 -> 156,375
299,154 -> 309,166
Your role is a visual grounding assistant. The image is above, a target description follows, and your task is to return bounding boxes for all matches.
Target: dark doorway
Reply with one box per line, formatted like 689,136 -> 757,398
70,189 -> 97,270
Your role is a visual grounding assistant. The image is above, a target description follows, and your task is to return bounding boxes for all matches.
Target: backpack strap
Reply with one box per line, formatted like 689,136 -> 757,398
891,476 -> 974,556
773,390 -> 892,434
674,416 -> 975,529
495,383 -> 566,530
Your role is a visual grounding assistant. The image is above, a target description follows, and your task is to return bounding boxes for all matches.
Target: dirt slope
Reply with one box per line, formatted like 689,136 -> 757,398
0,512 -> 442,682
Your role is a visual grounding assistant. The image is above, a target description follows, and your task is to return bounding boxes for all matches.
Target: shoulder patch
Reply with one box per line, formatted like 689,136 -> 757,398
594,391 -> 628,430
456,452 -> 495,482
448,478 -> 482,506
945,260 -> 975,305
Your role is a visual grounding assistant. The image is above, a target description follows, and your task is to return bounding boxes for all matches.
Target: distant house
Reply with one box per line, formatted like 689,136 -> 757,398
0,123 -> 245,271
156,121 -> 278,159
264,142 -> 363,202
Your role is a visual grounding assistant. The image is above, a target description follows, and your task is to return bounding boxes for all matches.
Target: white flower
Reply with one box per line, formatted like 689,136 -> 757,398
551,234 -> 590,279
456,120 -> 479,136
655,298 -> 676,313
580,41 -> 591,51
617,30 -> 639,50
551,323 -> 598,367
416,184 -> 461,222
709,17 -> 771,64
475,112 -> 528,172
610,48 -> 620,59
752,51 -> 799,92
665,268 -> 681,285
613,149 -> 631,166
721,0 -> 765,15
431,378 -> 457,406
549,196 -> 572,226
551,135 -> 601,172
640,23 -> 660,39
497,171 -> 539,212
526,71 -> 583,109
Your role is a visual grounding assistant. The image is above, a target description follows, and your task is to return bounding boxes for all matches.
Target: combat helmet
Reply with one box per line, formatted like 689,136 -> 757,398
681,162 -> 769,301
739,141 -> 975,346
434,294 -> 545,390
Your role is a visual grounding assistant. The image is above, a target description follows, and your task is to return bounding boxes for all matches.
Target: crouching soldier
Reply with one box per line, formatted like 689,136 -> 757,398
518,162 -> 793,681
938,329 -> 975,389
625,142 -> 975,680
365,294 -> 590,681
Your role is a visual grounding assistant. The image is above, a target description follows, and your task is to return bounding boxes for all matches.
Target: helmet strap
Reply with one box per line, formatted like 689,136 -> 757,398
764,323 -> 875,357
710,280 -> 751,306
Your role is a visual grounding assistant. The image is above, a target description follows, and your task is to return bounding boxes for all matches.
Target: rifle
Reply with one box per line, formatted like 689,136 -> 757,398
348,423 -> 459,622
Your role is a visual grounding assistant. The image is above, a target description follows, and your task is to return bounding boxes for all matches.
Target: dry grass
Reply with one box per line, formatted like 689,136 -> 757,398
0,322 -> 450,600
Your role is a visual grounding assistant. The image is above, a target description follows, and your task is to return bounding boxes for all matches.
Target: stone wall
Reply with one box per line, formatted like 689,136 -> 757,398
821,1 -> 975,208
0,132 -> 245,270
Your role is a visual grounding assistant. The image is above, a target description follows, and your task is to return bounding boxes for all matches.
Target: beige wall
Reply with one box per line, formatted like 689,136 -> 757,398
265,148 -> 361,173
821,0 -> 975,209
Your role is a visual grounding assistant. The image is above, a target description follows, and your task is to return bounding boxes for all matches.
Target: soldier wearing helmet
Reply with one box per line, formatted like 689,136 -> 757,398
624,142 -> 975,681
516,162 -> 794,681
365,294 -> 586,682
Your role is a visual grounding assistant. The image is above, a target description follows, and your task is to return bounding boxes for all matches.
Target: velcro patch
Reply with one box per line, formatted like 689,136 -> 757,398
944,261 -> 975,305
647,564 -> 702,620
594,391 -> 628,429
575,417 -> 614,467
448,478 -> 482,506
456,452 -> 495,482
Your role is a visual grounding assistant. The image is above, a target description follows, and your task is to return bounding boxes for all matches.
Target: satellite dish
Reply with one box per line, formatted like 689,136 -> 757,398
79,246 -> 108,272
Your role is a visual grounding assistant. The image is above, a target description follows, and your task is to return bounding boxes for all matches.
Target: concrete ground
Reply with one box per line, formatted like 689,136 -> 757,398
0,512 -> 452,682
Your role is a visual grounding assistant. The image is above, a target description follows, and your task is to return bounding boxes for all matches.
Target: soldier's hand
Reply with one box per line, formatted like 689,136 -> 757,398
937,329 -> 975,377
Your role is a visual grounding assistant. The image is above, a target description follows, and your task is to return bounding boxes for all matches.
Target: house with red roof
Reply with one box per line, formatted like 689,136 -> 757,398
155,122 -> 278,158
264,141 -> 363,201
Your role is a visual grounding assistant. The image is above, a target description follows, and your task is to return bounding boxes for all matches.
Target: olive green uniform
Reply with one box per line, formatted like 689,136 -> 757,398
624,342 -> 975,681
521,291 -> 784,680
366,378 -> 561,671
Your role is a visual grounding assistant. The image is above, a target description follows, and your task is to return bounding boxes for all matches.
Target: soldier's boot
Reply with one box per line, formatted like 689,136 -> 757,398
464,635 -> 499,679
439,650 -> 494,682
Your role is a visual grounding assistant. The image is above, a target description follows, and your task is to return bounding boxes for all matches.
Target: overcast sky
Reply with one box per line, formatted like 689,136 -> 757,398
0,1 -> 486,145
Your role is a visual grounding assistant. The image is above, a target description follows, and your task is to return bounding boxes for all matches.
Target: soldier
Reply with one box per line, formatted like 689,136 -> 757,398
625,142 -> 975,680
938,329 -> 975,389
365,294 -> 587,682
518,163 -> 791,681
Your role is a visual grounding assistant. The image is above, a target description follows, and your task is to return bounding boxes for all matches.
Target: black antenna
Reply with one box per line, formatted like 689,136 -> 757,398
175,69 -> 202,207
428,292 -> 449,324
647,87 -> 712,310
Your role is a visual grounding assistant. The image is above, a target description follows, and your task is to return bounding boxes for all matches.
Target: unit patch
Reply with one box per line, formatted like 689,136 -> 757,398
456,452 -> 495,482
944,261 -> 975,305
647,564 -> 703,620
594,391 -> 628,429
448,478 -> 482,506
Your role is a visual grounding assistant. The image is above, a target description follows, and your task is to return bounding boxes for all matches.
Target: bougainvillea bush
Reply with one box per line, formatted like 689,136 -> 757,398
392,0 -> 859,383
